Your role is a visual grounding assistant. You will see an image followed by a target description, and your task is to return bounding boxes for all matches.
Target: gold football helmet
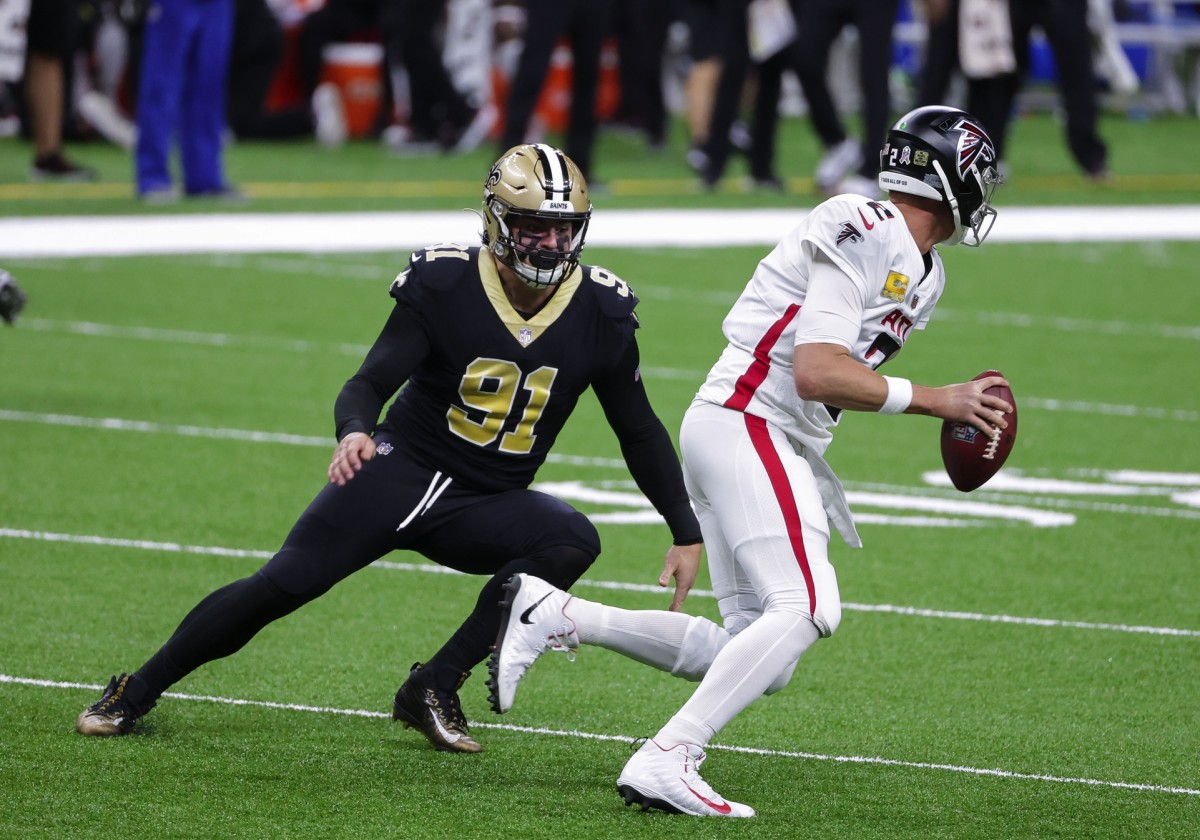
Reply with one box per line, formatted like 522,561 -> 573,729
482,143 -> 592,288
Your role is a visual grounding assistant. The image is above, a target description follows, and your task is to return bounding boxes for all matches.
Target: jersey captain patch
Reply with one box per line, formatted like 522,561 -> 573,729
882,271 -> 909,302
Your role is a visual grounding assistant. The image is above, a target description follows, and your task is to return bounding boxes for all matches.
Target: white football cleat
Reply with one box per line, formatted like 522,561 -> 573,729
486,573 -> 578,714
616,739 -> 756,818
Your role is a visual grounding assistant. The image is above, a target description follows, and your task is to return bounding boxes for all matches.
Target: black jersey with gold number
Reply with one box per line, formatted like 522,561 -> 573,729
377,244 -> 639,492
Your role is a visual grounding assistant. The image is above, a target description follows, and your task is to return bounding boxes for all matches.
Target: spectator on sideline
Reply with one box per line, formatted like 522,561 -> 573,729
680,0 -> 723,171
954,0 -> 1109,180
792,0 -> 900,197
135,0 -> 238,201
25,0 -> 97,181
610,0 -> 673,150
694,0 -> 792,191
383,0 -> 496,152
227,0 -> 340,142
74,143 -> 703,758
490,106 -> 1010,818
498,0 -> 617,181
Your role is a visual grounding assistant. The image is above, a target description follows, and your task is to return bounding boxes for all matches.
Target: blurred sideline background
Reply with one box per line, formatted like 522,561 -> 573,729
0,0 -> 1197,216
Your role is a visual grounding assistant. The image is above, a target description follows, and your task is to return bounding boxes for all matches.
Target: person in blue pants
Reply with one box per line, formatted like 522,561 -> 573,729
135,0 -> 237,200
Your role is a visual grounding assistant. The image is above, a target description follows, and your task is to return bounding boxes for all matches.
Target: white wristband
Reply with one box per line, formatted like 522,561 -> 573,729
878,376 -> 913,415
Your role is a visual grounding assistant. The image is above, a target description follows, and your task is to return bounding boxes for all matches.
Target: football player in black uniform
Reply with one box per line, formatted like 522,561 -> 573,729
76,143 -> 704,752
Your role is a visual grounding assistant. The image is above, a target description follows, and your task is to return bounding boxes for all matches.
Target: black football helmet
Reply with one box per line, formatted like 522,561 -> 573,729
878,106 -> 1002,246
481,143 -> 592,288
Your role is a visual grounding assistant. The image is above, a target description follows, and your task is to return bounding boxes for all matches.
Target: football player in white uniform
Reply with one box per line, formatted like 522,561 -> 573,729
488,106 -> 1013,817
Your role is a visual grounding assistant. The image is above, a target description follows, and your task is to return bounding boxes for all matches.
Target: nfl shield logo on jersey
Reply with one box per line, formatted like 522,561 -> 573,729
518,327 -> 534,347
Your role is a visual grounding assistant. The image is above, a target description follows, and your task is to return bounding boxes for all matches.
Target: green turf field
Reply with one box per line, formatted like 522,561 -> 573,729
1,113 -> 1199,838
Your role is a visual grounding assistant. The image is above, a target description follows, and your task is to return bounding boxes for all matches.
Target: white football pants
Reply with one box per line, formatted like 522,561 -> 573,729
567,400 -> 841,741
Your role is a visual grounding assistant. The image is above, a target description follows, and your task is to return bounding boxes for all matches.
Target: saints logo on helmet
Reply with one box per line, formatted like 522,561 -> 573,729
481,144 -> 592,288
877,106 -> 1003,247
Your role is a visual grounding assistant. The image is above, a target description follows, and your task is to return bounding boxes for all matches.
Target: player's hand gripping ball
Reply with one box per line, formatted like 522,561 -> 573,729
940,370 -> 1017,492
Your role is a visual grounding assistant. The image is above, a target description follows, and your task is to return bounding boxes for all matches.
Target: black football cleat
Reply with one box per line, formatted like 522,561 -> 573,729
76,673 -> 154,736
0,270 -> 26,325
391,662 -> 482,753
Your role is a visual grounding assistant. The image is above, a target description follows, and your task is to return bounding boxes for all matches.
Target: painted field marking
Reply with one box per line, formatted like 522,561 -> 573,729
3,674 -> 1196,797
4,206 -> 1200,258
5,409 -> 1199,523
14,312 -> 1197,421
2,527 -> 1196,638
0,409 -> 626,468
934,309 -> 1200,341
535,480 -> 1076,528
20,318 -> 373,357
852,480 -> 1200,522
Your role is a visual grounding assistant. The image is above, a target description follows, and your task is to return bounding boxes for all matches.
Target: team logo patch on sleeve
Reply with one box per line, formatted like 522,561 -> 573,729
836,221 -> 864,246
882,271 -> 909,302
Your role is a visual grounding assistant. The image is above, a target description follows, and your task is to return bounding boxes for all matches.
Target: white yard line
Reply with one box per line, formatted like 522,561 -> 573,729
3,673 -> 1196,797
3,409 -> 1197,523
3,207 -> 1200,257
0,409 -> 627,468
2,527 -> 1196,638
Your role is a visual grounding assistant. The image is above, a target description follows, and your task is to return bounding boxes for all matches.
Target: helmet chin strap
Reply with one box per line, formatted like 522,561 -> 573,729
493,241 -> 566,288
931,159 -> 967,246
514,260 -> 565,288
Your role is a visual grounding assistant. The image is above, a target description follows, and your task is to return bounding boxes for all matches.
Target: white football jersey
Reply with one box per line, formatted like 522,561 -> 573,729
695,195 -> 946,544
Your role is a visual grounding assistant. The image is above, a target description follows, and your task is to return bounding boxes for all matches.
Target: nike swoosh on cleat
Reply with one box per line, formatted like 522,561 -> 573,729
519,592 -> 554,624
857,208 -> 874,230
683,781 -> 731,815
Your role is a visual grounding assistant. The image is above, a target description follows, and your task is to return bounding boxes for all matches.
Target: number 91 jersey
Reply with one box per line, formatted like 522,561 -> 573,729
378,244 -> 639,492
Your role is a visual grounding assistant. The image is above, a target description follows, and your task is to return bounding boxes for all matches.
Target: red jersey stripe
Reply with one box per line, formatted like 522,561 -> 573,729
743,413 -> 816,610
722,304 -> 800,411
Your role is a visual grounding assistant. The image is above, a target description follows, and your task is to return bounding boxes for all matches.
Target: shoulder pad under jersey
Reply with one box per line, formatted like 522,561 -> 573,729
582,264 -> 640,321
390,243 -> 479,302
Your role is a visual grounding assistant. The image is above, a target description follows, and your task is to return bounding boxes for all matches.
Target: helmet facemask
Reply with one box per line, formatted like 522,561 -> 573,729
877,106 -> 1003,247
486,200 -> 590,288
481,143 -> 592,289
933,157 -> 1002,247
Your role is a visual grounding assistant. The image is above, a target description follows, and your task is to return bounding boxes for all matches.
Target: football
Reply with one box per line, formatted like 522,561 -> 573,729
939,370 -> 1017,492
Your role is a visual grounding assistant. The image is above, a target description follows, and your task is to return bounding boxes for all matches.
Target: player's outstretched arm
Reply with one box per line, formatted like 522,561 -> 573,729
793,344 -> 1012,437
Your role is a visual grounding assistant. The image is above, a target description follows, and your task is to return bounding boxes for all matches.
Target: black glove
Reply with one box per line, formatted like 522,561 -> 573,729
0,269 -> 28,325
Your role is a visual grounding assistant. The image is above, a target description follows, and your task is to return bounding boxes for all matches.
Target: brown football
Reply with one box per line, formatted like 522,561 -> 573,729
940,370 -> 1017,492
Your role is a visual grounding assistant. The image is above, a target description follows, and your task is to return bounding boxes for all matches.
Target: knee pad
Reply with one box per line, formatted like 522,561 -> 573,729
670,615 -> 732,681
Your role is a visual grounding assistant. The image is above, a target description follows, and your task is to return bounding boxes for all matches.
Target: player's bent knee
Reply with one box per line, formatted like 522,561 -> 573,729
542,510 -> 601,559
670,615 -> 732,681
818,597 -> 842,637
765,657 -> 800,695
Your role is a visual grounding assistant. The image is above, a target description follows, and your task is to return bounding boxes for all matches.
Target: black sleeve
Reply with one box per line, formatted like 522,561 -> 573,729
333,303 -> 432,440
592,338 -> 703,545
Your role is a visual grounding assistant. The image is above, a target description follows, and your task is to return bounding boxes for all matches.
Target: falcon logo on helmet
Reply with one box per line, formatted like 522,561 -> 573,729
481,143 -> 592,289
877,106 -> 1003,248
950,117 -> 996,181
